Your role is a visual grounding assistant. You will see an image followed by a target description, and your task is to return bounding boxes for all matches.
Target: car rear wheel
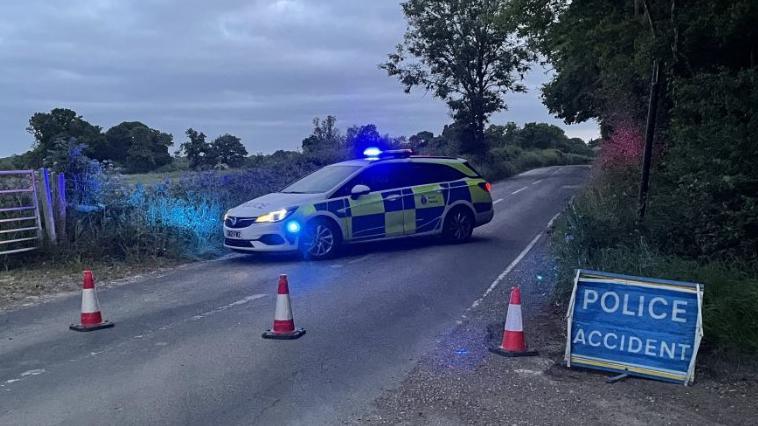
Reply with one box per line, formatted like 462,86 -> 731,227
442,206 -> 474,243
299,218 -> 341,260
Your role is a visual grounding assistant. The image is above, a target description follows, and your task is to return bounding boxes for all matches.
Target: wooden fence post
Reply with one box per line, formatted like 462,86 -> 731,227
29,170 -> 43,243
38,168 -> 57,244
56,172 -> 67,241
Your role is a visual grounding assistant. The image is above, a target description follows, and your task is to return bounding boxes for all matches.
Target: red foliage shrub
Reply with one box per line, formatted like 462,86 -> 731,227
598,120 -> 644,170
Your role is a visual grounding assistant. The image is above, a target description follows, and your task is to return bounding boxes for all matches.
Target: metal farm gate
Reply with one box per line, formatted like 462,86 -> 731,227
0,170 -> 43,255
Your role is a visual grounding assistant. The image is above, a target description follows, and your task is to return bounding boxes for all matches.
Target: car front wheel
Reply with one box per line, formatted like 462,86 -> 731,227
299,219 -> 341,259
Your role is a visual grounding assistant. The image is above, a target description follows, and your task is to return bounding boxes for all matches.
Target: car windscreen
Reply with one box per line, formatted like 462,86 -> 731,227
280,165 -> 362,194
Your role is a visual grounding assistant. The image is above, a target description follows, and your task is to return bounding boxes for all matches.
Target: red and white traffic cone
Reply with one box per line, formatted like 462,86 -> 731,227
70,270 -> 114,332
262,274 -> 305,340
489,287 -> 537,357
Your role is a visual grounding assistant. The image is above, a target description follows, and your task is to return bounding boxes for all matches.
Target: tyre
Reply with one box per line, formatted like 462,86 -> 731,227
299,218 -> 341,260
442,206 -> 474,243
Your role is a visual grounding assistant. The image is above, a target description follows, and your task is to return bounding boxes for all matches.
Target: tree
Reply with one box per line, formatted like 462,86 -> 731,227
408,131 -> 435,151
382,0 -> 534,156
485,122 -> 519,146
26,108 -> 105,167
345,124 -> 388,158
514,122 -> 567,149
211,134 -> 248,168
301,116 -> 344,154
515,0 -> 758,259
118,123 -> 173,173
180,128 -> 215,170
102,122 -> 137,164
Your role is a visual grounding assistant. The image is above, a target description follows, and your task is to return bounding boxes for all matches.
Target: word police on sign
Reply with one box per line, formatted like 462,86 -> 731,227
564,270 -> 704,385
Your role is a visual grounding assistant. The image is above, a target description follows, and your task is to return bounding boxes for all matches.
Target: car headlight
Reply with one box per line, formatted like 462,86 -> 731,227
254,208 -> 296,223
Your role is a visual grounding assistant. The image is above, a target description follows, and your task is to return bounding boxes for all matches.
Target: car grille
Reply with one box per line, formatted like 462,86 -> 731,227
258,234 -> 285,245
225,238 -> 253,248
225,216 -> 256,229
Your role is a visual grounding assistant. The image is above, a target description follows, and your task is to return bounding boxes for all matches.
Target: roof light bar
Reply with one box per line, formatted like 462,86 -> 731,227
362,148 -> 413,159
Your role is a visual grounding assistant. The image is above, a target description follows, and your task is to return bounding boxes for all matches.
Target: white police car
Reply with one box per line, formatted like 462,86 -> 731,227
223,149 -> 494,259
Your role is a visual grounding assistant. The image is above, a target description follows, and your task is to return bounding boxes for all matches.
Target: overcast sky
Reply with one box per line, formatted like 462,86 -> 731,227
0,0 -> 599,157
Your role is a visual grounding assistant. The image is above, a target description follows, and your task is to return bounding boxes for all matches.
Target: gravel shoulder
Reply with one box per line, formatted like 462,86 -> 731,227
357,235 -> 758,425
0,257 -> 188,313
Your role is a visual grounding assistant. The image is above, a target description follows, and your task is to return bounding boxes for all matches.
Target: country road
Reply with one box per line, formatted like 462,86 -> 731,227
0,165 -> 589,425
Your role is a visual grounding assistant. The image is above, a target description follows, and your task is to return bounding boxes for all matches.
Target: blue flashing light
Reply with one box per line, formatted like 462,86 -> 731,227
363,147 -> 382,157
285,221 -> 301,234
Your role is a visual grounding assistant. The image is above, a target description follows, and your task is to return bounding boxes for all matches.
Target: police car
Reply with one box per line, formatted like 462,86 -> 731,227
223,148 -> 494,259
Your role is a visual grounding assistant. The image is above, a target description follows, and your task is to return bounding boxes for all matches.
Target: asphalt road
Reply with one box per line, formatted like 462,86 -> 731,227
0,165 -> 589,425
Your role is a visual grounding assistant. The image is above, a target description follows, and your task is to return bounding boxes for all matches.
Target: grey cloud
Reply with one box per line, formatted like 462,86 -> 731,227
0,0 -> 598,157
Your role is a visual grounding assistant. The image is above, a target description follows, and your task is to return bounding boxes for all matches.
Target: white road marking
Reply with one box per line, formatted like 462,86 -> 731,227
20,369 -> 45,377
3,369 -> 47,387
514,368 -> 543,375
468,232 -> 543,310
550,167 -> 561,176
192,294 -> 267,320
511,186 -> 528,195
493,198 -> 504,205
546,212 -> 562,229
532,179 -> 544,185
467,212 -> 564,312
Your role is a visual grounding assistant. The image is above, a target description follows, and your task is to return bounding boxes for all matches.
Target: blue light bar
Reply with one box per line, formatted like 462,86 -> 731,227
363,147 -> 382,157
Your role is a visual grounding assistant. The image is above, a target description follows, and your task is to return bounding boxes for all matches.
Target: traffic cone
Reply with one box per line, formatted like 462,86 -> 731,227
262,274 -> 305,340
489,287 -> 537,357
70,270 -> 114,332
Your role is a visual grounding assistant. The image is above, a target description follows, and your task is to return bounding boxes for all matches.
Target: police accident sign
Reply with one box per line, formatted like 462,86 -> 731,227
564,269 -> 704,384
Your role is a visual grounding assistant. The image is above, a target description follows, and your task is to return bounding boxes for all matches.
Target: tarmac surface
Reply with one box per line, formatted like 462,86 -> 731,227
1,166 -> 590,425
362,236 -> 758,425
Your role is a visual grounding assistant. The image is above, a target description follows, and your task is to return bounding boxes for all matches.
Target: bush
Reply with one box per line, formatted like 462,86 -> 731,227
472,147 -> 592,181
552,168 -> 758,354
660,69 -> 758,261
62,162 -> 320,261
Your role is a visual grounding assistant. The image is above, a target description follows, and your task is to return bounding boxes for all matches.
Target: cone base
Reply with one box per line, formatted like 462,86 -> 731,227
70,321 -> 114,332
489,346 -> 538,357
262,328 -> 305,340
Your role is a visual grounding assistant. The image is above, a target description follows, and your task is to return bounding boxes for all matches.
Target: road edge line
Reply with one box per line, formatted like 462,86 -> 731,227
511,186 -> 528,195
467,211 -> 564,312
468,233 -> 543,311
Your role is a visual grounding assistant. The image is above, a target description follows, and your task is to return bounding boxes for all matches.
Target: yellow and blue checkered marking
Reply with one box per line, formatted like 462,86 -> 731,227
304,177 -> 492,242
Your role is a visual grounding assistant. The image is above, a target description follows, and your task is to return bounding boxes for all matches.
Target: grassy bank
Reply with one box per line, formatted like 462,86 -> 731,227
472,147 -> 592,181
551,167 -> 758,355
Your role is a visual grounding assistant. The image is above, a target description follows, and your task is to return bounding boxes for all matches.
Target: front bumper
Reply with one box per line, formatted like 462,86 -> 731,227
223,220 -> 299,252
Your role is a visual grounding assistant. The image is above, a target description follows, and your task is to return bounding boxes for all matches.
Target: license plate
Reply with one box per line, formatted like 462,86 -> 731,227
225,230 -> 242,238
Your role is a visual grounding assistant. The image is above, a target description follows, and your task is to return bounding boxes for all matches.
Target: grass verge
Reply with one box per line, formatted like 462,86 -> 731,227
551,169 -> 758,358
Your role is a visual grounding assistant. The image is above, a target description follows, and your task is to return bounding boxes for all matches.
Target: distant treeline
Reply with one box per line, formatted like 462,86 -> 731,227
1,109 -> 594,176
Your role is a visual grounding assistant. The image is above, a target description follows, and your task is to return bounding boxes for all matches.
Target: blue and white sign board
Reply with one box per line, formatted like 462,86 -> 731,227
565,269 -> 704,385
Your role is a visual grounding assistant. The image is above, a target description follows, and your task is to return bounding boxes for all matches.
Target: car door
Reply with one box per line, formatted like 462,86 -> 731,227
338,163 -> 405,241
404,163 -> 461,235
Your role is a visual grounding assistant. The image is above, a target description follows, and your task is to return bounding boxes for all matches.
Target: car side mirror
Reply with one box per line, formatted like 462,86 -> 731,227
350,184 -> 371,199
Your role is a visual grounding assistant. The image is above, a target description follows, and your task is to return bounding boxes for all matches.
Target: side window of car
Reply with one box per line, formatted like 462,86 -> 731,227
407,163 -> 466,186
332,163 -> 408,197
